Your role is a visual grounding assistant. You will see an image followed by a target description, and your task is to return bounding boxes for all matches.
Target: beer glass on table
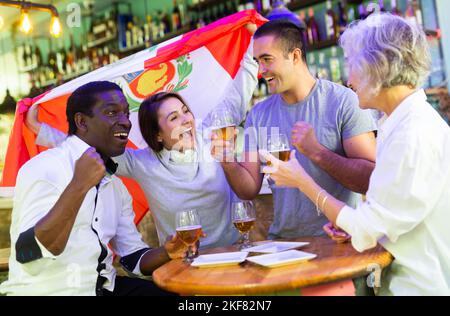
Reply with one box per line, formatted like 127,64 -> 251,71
232,201 -> 256,250
175,209 -> 202,263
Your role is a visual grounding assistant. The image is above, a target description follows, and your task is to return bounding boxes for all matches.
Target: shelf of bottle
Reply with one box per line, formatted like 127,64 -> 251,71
308,37 -> 338,51
87,33 -> 118,49
288,0 -> 363,12
153,25 -> 191,45
39,70 -> 91,89
118,26 -> 191,55
188,0 -> 229,11
19,63 -> 39,73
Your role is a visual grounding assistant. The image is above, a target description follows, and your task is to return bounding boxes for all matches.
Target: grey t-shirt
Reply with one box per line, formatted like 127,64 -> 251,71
245,79 -> 377,239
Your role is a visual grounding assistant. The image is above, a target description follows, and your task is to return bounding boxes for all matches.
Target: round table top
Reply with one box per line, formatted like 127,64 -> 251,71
152,236 -> 393,295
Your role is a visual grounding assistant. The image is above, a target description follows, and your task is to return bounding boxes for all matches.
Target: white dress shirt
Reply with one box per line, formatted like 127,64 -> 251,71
0,136 -> 150,296
337,89 -> 450,295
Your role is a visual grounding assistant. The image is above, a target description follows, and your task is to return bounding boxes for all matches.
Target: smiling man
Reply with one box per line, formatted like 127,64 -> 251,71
218,19 -> 377,240
0,81 -> 187,296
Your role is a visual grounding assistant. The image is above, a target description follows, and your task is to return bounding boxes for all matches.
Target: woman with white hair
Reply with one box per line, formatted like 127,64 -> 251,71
260,13 -> 450,295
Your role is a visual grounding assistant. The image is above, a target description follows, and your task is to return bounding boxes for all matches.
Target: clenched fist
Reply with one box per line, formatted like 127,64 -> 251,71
72,147 -> 106,192
291,122 -> 324,159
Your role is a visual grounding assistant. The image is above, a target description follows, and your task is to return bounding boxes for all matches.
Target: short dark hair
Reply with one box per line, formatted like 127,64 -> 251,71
66,81 -> 123,135
138,92 -> 193,152
254,19 -> 307,62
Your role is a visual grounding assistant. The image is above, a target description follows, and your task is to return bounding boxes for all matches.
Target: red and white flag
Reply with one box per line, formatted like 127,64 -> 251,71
0,10 -> 266,223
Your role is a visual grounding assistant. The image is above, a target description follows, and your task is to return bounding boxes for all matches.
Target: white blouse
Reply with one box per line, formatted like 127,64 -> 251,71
337,89 -> 450,295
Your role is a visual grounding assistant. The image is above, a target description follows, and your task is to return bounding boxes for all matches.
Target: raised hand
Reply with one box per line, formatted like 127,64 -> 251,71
72,147 -> 106,192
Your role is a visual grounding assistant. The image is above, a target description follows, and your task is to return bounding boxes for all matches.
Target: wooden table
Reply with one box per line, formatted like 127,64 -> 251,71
152,236 -> 393,295
0,248 -> 10,272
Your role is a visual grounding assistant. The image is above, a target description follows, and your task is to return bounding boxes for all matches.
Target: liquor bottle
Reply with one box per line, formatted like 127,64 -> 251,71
171,0 -> 181,32
405,0 -> 423,26
197,12 -> 206,28
390,0 -> 401,16
125,21 -> 133,48
48,50 -> 57,78
35,45 -> 42,67
308,53 -> 318,78
143,15 -> 152,47
412,0 -> 423,26
56,44 -> 66,74
329,47 -> 342,84
66,37 -> 75,75
379,0 -> 386,12
298,11 -> 308,44
262,0 -> 271,12
255,0 -> 262,13
325,0 -> 338,40
160,10 -> 171,34
317,52 -> 330,80
178,0 -> 186,27
337,1 -> 348,35
132,17 -> 139,46
347,2 -> 356,23
238,0 -> 246,12
306,8 -> 320,45
358,4 -> 367,20
25,44 -> 32,68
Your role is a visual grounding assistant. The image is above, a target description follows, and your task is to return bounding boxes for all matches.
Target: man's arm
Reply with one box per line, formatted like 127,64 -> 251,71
137,233 -> 196,275
292,122 -> 376,194
33,148 -> 105,256
220,151 -> 263,200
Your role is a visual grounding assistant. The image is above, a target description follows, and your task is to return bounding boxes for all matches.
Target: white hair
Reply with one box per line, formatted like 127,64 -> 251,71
339,13 -> 431,97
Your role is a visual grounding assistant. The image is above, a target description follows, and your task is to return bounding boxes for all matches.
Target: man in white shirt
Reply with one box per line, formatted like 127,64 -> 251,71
0,81 -> 188,296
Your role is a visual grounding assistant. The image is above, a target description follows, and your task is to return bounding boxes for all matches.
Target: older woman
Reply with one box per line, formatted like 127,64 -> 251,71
261,13 -> 450,295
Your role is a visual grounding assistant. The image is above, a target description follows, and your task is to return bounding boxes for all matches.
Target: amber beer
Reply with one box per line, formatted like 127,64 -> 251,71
267,149 -> 290,166
176,225 -> 202,245
233,218 -> 256,234
212,125 -> 236,142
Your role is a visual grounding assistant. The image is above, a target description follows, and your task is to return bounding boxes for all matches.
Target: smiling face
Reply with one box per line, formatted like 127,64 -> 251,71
156,96 -> 196,151
253,35 -> 299,95
80,90 -> 132,158
346,62 -> 376,110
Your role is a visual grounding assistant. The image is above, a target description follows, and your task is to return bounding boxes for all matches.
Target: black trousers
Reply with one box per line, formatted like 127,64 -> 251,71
102,276 -> 177,296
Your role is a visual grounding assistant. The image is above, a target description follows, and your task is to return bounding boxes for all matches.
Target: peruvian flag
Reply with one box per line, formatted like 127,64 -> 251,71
0,10 -> 266,224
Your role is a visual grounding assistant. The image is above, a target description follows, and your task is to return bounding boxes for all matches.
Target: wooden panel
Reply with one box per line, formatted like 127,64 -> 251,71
0,248 -> 10,272
152,236 -> 393,295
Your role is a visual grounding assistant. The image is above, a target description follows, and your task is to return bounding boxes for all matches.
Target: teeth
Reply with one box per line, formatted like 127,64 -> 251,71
181,127 -> 192,135
114,132 -> 128,137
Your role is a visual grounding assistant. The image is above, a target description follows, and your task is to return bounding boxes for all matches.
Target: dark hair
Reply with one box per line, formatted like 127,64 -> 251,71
66,81 -> 123,135
138,92 -> 193,152
254,19 -> 307,63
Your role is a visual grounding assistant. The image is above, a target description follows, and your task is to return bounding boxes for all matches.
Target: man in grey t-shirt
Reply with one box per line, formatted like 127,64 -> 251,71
213,20 -> 376,239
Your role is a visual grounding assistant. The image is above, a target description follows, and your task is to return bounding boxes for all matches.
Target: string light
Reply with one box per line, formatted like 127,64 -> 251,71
49,15 -> 61,37
19,9 -> 32,34
0,1 -> 62,37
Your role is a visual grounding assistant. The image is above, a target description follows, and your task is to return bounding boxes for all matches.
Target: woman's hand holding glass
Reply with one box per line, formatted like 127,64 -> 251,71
210,108 -> 238,163
259,149 -> 314,189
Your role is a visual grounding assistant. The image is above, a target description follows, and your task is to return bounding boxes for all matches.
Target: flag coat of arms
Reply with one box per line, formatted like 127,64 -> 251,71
0,10 -> 266,224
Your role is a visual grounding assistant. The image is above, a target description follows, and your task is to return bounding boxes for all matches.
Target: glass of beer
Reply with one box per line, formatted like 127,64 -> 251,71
267,133 -> 290,165
232,201 -> 256,250
210,108 -> 236,142
175,209 -> 202,263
